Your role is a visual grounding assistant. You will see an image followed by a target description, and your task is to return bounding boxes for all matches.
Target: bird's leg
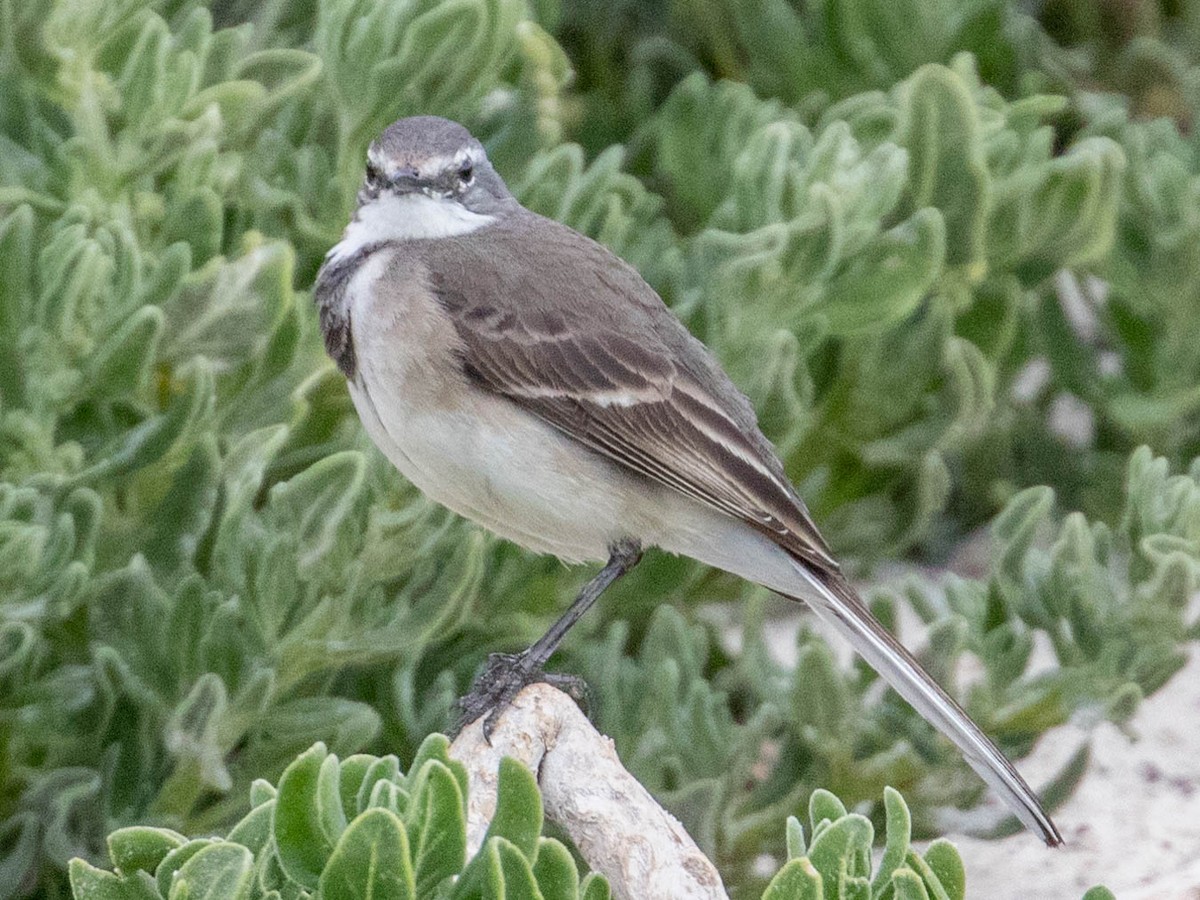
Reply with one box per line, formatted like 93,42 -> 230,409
453,539 -> 642,739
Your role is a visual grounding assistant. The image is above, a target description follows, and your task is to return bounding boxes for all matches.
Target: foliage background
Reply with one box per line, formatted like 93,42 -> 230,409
2,0 -> 1200,896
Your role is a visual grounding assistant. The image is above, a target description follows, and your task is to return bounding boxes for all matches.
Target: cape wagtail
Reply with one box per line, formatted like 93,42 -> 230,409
314,115 -> 1062,846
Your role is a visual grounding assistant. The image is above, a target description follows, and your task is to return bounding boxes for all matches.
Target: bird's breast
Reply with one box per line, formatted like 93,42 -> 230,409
344,248 -> 646,563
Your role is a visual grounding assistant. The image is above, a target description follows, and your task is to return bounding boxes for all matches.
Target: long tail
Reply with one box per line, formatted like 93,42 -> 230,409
653,500 -> 1062,844
788,565 -> 1063,846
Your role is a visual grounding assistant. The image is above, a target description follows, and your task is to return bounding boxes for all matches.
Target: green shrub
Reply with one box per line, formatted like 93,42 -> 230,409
67,738 -> 972,900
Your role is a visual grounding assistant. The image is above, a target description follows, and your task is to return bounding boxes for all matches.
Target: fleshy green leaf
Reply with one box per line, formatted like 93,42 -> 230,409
921,840 -> 965,900
807,790 -> 848,835
407,760 -> 467,896
785,816 -> 806,861
169,842 -> 253,900
762,858 -> 823,900
273,744 -> 338,889
871,788 -> 911,898
579,875 -> 610,900
531,839 -> 578,900
891,868 -> 932,900
155,840 -> 217,899
807,814 -> 874,900
901,64 -> 989,275
820,209 -> 945,334
318,808 -> 415,900
107,827 -> 187,877
226,801 -> 275,856
481,758 -> 543,859
488,838 -> 544,900
69,859 -> 160,900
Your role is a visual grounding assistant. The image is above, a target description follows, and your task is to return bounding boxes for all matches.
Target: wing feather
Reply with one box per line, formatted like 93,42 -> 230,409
424,214 -> 837,571
408,213 -> 1061,846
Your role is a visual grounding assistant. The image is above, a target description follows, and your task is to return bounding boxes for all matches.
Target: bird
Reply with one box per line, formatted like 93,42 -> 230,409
313,115 -> 1063,846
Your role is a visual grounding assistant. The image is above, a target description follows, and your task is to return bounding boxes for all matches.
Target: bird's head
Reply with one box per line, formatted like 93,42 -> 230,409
356,116 -> 515,226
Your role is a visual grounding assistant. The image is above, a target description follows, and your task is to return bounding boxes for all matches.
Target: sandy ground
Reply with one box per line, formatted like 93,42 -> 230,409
951,645 -> 1200,900
744,605 -> 1200,899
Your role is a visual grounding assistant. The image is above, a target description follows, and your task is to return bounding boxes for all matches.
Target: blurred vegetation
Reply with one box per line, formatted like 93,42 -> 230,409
1,0 -> 1198,896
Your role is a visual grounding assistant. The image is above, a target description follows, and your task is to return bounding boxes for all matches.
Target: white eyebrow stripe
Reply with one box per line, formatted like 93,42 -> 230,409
416,147 -> 485,175
367,145 -> 387,169
366,145 -> 486,178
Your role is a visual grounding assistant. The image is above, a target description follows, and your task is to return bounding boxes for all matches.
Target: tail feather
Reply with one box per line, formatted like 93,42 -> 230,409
652,496 -> 1062,844
789,566 -> 1063,846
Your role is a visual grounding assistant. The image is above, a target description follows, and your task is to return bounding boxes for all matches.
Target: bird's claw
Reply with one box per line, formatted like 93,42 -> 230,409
452,651 -> 591,741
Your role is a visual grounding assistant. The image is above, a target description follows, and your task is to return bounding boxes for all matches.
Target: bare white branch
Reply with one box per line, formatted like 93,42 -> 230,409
449,683 -> 729,900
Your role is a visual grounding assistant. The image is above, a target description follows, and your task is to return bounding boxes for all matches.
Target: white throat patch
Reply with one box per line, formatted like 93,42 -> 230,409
326,193 -> 496,264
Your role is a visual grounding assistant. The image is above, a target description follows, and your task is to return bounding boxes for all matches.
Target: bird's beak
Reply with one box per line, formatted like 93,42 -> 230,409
388,166 -> 422,192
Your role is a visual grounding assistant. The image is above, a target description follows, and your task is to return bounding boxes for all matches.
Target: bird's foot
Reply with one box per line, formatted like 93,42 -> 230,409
452,651 -> 591,741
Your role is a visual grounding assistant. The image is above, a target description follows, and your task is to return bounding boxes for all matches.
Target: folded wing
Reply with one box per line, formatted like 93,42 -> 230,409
425,213 -> 838,572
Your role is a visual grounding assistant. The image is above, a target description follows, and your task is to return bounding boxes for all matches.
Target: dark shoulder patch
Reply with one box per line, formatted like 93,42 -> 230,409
313,244 -> 386,379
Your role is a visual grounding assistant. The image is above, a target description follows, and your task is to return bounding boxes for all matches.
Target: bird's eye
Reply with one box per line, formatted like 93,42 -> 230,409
457,162 -> 474,186
365,161 -> 381,185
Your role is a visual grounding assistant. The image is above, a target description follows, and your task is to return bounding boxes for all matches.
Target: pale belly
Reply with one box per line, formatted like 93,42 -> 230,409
348,375 -> 641,562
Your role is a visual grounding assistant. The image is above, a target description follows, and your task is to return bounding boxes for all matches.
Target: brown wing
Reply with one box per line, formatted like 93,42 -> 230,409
423,212 -> 838,573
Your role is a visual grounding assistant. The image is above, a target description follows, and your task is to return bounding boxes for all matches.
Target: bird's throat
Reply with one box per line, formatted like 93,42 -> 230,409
326,193 -> 496,265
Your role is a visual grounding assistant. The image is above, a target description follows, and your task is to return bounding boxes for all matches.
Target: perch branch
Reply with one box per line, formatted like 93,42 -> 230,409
449,682 -> 729,900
